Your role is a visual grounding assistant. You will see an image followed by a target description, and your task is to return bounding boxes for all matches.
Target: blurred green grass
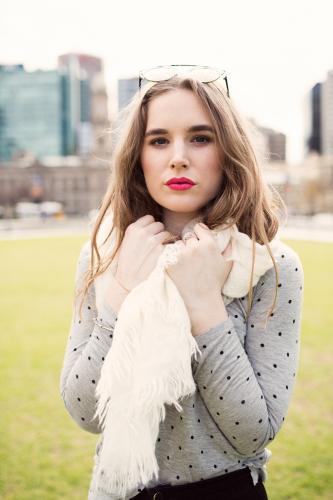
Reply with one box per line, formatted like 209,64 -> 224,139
0,236 -> 332,499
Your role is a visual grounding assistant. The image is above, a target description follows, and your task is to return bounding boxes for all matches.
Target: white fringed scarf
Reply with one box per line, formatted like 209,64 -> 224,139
92,212 -> 282,498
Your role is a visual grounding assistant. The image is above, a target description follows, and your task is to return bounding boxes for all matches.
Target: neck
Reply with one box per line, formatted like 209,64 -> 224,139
162,210 -> 202,238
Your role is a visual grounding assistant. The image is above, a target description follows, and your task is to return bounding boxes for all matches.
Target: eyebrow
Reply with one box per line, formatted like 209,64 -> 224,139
144,124 -> 214,137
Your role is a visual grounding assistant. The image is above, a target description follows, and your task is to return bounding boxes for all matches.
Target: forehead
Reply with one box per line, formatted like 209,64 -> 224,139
146,88 -> 212,128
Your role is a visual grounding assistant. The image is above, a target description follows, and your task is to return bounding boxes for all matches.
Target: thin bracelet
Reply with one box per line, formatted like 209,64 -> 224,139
93,317 -> 115,332
113,274 -> 131,293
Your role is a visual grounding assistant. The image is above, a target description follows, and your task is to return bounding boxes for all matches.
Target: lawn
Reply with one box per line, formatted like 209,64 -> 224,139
0,235 -> 332,499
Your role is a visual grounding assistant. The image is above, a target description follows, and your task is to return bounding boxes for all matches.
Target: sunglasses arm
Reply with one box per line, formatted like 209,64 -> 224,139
225,76 -> 230,98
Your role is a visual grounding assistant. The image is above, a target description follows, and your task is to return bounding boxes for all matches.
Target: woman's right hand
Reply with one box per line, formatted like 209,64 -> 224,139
114,215 -> 172,292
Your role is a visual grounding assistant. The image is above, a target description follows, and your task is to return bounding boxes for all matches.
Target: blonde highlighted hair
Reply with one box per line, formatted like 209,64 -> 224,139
78,76 -> 286,325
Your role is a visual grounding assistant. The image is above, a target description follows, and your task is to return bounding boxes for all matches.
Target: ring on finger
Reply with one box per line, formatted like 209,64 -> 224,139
183,232 -> 196,242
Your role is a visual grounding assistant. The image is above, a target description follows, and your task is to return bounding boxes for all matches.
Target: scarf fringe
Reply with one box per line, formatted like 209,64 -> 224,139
95,411 -> 160,498
93,266 -> 201,496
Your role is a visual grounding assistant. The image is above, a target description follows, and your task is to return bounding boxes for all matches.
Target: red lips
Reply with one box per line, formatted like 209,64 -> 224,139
166,177 -> 195,185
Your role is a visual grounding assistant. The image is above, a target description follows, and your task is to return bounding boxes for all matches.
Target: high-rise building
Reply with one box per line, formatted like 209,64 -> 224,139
249,118 -> 286,162
321,70 -> 333,156
118,77 -> 139,111
306,83 -> 322,154
58,53 -> 103,80
0,65 -> 71,162
58,53 -> 110,157
265,129 -> 286,162
90,72 -> 111,158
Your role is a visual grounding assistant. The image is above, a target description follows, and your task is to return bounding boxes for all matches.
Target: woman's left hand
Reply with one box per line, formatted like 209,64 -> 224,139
165,223 -> 233,309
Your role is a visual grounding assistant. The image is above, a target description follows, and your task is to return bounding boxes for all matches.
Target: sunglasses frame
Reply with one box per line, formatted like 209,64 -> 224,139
138,64 -> 230,98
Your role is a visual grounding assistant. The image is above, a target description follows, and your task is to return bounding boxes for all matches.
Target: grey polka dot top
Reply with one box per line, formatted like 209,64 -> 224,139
60,240 -> 304,500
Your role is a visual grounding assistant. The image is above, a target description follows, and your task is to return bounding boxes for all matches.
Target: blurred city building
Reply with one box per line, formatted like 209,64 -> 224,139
0,64 -> 71,161
117,77 -> 139,110
248,118 -> 286,162
1,63 -> 333,219
321,69 -> 333,156
259,126 -> 286,162
58,53 -> 111,158
1,154 -> 333,217
306,82 -> 322,154
306,69 -> 333,156
262,153 -> 333,215
0,158 -> 110,216
0,54 -> 111,163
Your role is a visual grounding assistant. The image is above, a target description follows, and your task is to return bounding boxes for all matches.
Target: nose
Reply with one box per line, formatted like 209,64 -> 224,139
168,140 -> 190,169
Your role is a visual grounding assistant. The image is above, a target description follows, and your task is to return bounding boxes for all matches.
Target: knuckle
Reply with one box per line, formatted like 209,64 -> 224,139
144,214 -> 155,223
126,223 -> 135,234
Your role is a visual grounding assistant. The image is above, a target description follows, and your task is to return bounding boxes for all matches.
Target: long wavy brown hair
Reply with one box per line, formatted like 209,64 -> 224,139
78,76 -> 286,326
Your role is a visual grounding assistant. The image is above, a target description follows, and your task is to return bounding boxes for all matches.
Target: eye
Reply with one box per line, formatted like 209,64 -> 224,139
192,135 -> 212,143
150,137 -> 168,145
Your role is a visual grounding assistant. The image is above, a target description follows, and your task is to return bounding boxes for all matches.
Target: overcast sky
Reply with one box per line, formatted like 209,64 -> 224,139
1,0 -> 332,164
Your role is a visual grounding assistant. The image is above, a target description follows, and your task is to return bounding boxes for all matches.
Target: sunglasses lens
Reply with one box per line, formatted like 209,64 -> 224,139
188,67 -> 221,82
139,65 -> 229,96
141,66 -> 176,82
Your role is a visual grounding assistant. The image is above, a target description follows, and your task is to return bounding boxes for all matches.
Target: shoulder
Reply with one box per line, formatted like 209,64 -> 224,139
76,212 -> 114,265
74,240 -> 92,283
274,241 -> 303,275
78,239 -> 91,261
254,240 -> 304,298
76,240 -> 91,268
275,241 -> 303,272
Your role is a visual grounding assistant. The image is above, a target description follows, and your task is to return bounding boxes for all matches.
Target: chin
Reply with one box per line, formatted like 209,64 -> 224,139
162,204 -> 201,214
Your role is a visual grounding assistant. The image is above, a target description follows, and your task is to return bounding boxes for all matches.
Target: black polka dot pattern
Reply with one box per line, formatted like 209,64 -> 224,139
60,240 -> 303,488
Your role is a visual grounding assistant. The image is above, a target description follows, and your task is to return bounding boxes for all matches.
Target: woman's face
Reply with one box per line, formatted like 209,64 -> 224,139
140,88 -> 223,226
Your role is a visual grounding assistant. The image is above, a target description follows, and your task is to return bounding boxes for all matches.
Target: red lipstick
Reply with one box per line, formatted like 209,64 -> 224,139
166,177 -> 196,191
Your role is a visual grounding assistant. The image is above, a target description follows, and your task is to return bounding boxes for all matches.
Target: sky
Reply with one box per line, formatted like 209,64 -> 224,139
1,0 -> 332,164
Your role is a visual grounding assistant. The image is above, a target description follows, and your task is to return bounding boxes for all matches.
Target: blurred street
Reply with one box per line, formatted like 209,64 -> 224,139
1,214 -> 333,242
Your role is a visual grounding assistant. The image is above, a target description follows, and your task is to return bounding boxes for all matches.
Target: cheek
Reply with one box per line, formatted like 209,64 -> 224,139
140,148 -> 148,172
199,148 -> 223,191
196,147 -> 221,173
140,150 -> 161,191
141,148 -> 160,175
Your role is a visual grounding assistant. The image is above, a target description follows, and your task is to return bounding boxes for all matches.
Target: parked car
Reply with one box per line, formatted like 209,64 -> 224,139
15,201 -> 64,219
40,202 -> 64,218
15,202 -> 41,218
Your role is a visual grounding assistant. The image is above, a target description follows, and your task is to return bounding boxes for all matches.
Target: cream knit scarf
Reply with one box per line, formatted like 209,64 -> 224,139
92,212 -> 282,498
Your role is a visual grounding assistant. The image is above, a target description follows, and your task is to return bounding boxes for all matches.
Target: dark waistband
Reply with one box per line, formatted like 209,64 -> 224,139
134,466 -> 260,499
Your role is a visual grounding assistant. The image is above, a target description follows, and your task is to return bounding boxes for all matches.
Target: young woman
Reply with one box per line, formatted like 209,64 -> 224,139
60,66 -> 304,500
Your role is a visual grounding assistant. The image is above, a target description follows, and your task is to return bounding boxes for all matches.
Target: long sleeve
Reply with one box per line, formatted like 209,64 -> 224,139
59,241 -> 118,434
191,243 -> 304,456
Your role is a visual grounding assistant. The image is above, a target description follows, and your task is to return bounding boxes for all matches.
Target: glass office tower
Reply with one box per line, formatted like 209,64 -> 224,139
0,65 -> 71,161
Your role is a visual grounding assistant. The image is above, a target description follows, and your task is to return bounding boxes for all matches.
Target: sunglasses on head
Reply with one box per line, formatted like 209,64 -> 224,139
138,64 -> 230,98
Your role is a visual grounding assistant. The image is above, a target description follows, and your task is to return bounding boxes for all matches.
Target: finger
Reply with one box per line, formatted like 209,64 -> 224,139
183,231 -> 196,241
135,214 -> 155,227
183,232 -> 198,247
193,223 -> 215,242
